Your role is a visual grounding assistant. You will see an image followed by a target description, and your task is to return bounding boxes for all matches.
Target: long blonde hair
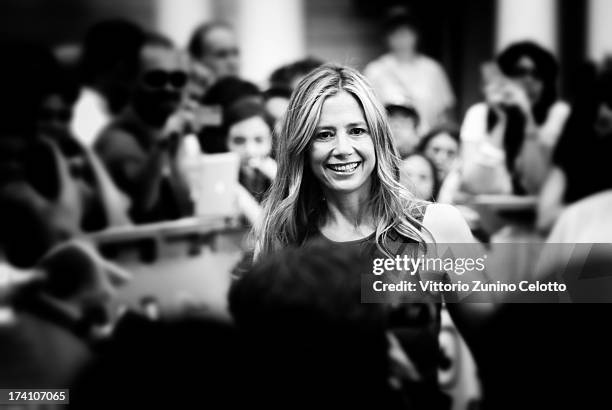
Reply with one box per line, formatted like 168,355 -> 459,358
253,64 -> 430,259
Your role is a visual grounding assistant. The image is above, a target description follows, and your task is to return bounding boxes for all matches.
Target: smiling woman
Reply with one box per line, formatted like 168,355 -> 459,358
253,63 -> 432,255
244,64 -> 482,397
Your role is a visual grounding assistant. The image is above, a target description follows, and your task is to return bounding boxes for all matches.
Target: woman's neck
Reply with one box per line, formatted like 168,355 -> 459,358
320,189 -> 376,241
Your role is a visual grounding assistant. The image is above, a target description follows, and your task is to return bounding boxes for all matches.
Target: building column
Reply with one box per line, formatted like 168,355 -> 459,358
587,0 -> 612,63
154,0 -> 215,48
235,0 -> 306,86
495,0 -> 558,54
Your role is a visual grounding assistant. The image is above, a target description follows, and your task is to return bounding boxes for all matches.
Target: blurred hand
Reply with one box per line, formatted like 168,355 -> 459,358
387,331 -> 421,389
160,109 -> 197,142
247,157 -> 277,180
503,80 -> 531,116
484,80 -> 509,109
485,80 -> 531,118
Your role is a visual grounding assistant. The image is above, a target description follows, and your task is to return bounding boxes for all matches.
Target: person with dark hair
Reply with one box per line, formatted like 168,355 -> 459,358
229,241 -> 408,410
364,9 -> 455,130
386,103 -> 421,157
268,57 -> 324,92
419,126 -> 460,181
0,41 -> 80,267
94,34 -> 194,223
222,99 -> 276,203
197,76 -> 263,153
263,86 -> 292,126
537,63 -> 612,231
0,42 -> 129,268
36,58 -> 80,138
400,153 -> 440,201
201,76 -> 262,108
71,20 -> 145,146
187,21 -> 239,80
456,41 -> 570,199
33,49 -> 131,233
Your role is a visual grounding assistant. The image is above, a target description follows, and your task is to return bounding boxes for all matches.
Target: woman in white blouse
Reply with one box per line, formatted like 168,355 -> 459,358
439,42 -> 570,203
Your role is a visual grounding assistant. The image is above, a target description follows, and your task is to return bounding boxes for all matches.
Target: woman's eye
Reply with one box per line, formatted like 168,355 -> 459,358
315,131 -> 334,140
349,127 -> 367,136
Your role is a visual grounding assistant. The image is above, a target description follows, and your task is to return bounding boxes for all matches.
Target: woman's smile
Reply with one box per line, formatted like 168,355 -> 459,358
326,161 -> 362,174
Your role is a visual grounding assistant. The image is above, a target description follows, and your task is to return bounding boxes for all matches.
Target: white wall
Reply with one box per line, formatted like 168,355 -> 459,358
495,0 -> 557,54
235,0 -> 306,86
154,0 -> 214,48
587,0 -> 612,63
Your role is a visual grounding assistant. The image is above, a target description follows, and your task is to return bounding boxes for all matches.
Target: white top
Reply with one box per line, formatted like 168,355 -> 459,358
546,190 -> 612,243
455,101 -> 570,196
364,54 -> 455,130
70,87 -> 112,147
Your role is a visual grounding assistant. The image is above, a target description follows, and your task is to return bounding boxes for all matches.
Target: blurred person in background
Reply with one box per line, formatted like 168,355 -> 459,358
187,21 -> 240,82
364,9 -> 455,131
223,99 -> 276,203
0,240 -> 130,389
36,59 -> 80,138
230,242 -> 409,410
419,126 -> 460,183
546,189 -> 612,243
0,40 -> 77,268
452,41 -> 569,200
95,34 -> 194,223
36,50 -> 131,233
71,20 -> 145,147
399,153 -> 440,201
385,103 -> 421,157
0,42 -> 128,268
268,57 -> 324,93
537,63 -> 612,232
198,76 -> 262,153
183,58 -> 214,113
201,75 -> 262,109
263,86 -> 292,128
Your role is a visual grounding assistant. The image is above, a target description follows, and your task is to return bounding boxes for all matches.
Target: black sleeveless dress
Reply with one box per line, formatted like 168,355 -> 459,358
307,210 -> 442,387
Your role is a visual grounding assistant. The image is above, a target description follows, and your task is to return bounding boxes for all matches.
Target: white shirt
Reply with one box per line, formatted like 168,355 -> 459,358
536,191 -> 612,291
547,190 -> 612,243
456,101 -> 570,195
364,54 -> 455,130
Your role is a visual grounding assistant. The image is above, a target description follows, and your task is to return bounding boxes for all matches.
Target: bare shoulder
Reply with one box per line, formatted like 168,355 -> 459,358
422,203 -> 474,243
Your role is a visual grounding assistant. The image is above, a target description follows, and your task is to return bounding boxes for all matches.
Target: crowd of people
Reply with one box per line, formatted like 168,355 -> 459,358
2,6 -> 612,410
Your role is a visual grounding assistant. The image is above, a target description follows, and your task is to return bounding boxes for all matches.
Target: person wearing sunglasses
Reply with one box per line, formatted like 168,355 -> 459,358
452,41 -> 570,200
95,34 -> 195,223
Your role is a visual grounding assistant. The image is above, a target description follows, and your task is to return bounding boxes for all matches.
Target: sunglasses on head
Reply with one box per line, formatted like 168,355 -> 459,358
142,70 -> 188,89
